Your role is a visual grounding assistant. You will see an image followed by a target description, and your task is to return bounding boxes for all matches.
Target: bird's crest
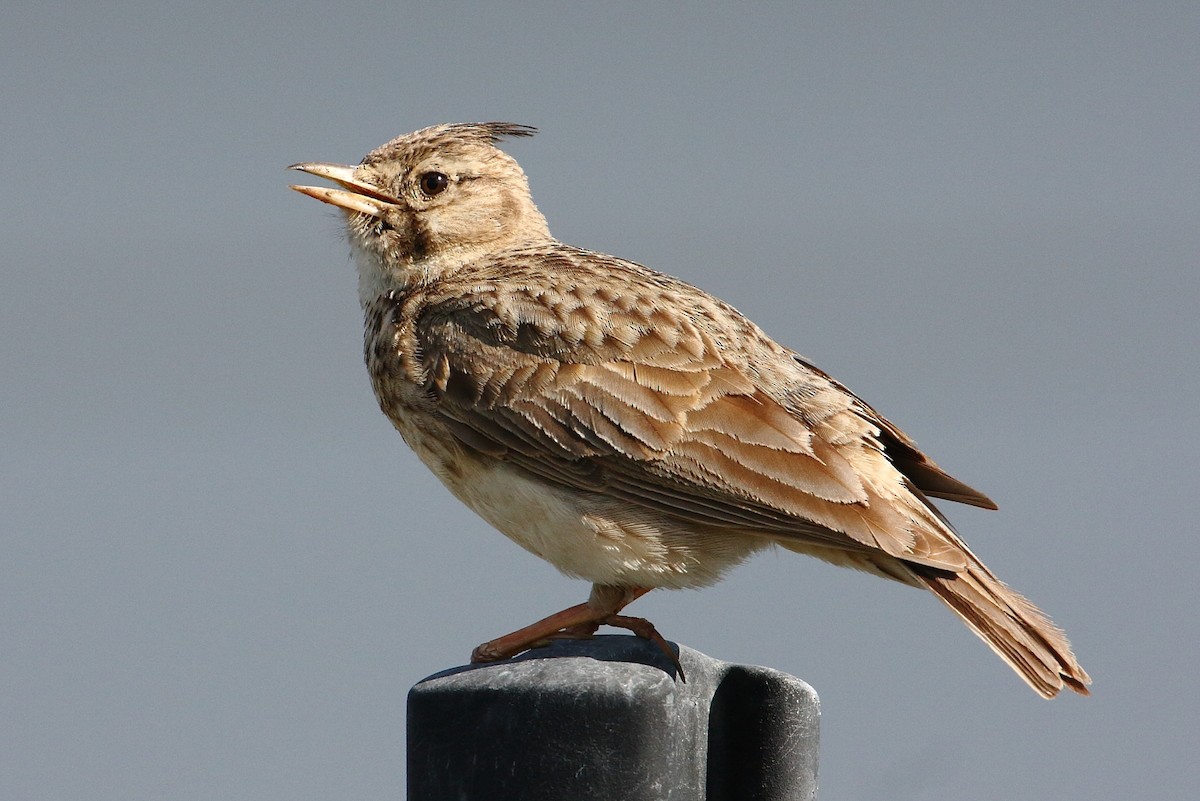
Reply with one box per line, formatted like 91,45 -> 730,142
363,122 -> 536,166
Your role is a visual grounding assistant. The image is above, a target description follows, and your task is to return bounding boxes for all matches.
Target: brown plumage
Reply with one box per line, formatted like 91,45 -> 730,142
290,122 -> 1090,697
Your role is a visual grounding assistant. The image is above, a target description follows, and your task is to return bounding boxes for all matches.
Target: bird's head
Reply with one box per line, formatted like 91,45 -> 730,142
290,122 -> 550,299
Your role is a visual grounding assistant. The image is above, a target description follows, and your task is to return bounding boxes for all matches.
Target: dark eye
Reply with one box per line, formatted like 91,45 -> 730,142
419,171 -> 450,197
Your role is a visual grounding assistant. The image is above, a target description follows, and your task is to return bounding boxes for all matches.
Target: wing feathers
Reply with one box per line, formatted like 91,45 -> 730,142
411,260 -> 991,573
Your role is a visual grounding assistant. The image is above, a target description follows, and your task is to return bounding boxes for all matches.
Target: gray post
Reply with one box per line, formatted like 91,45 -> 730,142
407,635 -> 819,800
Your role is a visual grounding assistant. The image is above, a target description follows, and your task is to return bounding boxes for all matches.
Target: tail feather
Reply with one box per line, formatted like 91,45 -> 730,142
916,558 -> 1091,698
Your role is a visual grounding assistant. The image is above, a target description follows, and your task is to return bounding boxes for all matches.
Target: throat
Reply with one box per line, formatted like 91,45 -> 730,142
350,241 -> 438,309
352,244 -> 399,308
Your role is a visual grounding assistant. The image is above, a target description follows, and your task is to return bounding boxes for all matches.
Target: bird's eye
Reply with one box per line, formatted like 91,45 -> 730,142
419,171 -> 450,197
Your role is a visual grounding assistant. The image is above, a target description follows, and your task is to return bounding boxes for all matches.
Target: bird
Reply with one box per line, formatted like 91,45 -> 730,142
289,122 -> 1090,698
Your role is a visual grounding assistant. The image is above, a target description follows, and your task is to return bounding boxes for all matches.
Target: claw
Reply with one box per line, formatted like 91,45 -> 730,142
601,613 -> 686,681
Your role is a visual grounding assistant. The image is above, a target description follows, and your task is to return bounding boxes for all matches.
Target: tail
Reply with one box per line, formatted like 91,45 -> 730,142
915,556 -> 1091,698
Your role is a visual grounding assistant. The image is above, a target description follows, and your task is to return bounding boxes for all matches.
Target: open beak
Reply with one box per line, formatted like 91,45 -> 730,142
288,162 -> 401,217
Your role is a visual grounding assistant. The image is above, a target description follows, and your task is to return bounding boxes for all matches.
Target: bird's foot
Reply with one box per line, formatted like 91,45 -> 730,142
468,585 -> 682,679
469,611 -> 683,680
596,613 -> 684,680
470,601 -> 597,664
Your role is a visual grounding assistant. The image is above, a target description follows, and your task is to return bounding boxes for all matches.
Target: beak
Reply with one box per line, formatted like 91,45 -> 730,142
288,162 -> 401,217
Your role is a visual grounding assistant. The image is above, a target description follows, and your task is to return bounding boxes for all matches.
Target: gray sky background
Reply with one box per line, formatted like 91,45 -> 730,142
3,3 -> 1197,799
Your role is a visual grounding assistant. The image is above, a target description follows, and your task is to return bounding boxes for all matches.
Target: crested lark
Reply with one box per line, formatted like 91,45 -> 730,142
290,123 -> 1090,697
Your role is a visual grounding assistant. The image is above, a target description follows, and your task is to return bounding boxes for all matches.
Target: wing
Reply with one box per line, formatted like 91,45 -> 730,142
407,247 -> 979,571
788,353 -> 998,510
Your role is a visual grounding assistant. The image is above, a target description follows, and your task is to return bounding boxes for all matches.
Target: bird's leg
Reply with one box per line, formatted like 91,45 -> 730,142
470,601 -> 601,663
470,585 -> 682,678
542,620 -> 601,641
470,584 -> 638,663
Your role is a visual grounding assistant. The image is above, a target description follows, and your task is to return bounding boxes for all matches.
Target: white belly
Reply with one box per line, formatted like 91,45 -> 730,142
394,415 -> 763,589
